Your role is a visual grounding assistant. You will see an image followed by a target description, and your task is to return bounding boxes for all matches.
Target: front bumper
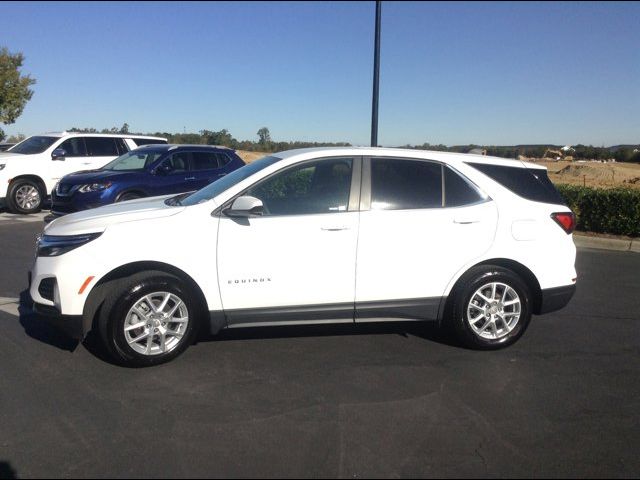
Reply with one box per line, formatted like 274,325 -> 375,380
32,301 -> 84,340
537,284 -> 576,314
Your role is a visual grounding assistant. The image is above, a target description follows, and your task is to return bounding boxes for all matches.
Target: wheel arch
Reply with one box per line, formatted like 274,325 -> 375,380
115,189 -> 148,202
82,261 -> 210,337
441,258 -> 544,323
9,174 -> 48,196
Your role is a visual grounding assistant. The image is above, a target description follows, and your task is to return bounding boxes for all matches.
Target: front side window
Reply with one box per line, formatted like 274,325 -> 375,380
85,137 -> 119,156
371,158 -> 442,210
245,158 -> 353,216
164,152 -> 190,172
9,136 -> 58,155
58,138 -> 87,157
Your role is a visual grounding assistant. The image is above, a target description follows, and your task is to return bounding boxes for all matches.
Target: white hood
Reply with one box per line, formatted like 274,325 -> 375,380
45,195 -> 185,236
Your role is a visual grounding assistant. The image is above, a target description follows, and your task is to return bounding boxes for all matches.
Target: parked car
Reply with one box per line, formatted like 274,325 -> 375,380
0,132 -> 167,214
49,144 -> 245,218
30,147 -> 577,367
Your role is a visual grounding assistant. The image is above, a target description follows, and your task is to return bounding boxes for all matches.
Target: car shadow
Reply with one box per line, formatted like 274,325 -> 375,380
0,461 -> 18,480
204,319 -> 462,348
18,290 -> 79,352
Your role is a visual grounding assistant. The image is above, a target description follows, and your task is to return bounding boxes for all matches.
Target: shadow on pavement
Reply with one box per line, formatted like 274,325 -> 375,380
17,290 -> 79,352
0,461 -> 18,479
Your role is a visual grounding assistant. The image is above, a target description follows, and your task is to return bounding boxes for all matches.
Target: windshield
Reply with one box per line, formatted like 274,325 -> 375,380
180,155 -> 282,206
102,151 -> 164,171
9,136 -> 58,154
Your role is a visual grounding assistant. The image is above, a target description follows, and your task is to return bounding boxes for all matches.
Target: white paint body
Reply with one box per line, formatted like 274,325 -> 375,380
29,147 -> 577,322
0,132 -> 166,200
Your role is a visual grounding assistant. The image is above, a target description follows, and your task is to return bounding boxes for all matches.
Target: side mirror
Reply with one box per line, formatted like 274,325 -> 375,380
224,196 -> 264,218
51,148 -> 67,161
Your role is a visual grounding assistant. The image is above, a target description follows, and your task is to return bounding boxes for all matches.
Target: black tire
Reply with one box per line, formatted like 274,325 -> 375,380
6,178 -> 44,214
98,272 -> 201,367
117,192 -> 142,202
447,265 -> 532,350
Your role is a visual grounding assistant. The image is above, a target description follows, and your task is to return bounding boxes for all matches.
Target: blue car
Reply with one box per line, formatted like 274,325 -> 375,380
50,144 -> 245,217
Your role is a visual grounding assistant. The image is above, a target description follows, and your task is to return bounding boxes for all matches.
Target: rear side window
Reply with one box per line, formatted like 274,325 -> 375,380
216,152 -> 231,167
371,158 -> 442,210
444,167 -> 487,207
115,138 -> 129,155
132,138 -> 167,146
85,137 -> 119,156
468,162 -> 565,205
192,152 -> 221,171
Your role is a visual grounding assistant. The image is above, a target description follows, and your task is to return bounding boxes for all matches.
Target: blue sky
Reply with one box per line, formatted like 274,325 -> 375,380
3,1 -> 639,146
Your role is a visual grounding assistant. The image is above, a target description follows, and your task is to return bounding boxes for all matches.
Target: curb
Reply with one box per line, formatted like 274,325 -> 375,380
573,233 -> 640,253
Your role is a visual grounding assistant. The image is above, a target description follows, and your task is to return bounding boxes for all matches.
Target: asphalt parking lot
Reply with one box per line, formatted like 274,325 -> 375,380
0,215 -> 638,478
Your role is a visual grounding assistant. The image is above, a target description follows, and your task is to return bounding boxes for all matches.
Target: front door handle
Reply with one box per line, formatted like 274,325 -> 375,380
454,217 -> 480,224
185,176 -> 196,181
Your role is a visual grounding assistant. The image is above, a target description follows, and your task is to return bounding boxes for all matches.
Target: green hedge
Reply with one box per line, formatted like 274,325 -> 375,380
555,184 -> 640,237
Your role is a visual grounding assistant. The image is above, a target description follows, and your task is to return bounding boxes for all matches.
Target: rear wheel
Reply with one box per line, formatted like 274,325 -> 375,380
6,179 -> 44,214
98,272 -> 200,367
448,266 -> 532,349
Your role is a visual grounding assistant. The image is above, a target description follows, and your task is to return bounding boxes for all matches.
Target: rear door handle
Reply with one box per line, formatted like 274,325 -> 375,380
185,177 -> 196,181
321,226 -> 350,231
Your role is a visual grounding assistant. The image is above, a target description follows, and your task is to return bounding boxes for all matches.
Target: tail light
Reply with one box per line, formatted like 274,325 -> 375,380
551,212 -> 576,234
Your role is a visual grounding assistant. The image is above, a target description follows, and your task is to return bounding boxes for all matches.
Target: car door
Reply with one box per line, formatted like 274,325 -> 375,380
150,152 -> 193,195
48,137 -> 96,185
354,157 -> 498,321
216,157 -> 361,325
190,151 -> 228,190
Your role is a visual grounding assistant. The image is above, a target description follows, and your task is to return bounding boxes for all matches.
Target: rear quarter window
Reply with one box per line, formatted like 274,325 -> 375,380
467,162 -> 565,205
132,138 -> 168,146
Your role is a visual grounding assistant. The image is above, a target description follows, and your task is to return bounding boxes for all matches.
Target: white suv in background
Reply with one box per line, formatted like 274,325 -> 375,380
0,132 -> 167,214
29,147 -> 577,367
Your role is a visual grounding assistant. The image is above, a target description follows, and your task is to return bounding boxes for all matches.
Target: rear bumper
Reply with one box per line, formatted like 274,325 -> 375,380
537,284 -> 576,315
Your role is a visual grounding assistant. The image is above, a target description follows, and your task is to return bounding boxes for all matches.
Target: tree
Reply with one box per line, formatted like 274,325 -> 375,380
257,127 -> 271,146
0,47 -> 36,141
120,122 -> 129,134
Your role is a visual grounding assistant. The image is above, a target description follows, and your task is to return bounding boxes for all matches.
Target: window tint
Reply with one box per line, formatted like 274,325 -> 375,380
246,158 -> 353,215
10,136 -> 58,154
444,167 -> 487,207
371,158 -> 442,210
115,138 -> 129,155
131,138 -> 167,146
85,137 -> 119,156
468,162 -> 565,205
192,152 -> 220,171
216,152 -> 230,167
164,152 -> 190,172
58,138 -> 87,157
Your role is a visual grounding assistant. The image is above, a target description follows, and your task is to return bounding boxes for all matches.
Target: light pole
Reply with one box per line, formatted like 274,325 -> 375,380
370,0 -> 381,147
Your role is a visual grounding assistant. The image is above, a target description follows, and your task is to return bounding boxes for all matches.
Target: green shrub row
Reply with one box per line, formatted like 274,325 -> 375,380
555,184 -> 640,237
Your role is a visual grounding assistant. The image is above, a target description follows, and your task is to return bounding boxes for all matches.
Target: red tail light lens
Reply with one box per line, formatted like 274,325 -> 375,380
551,212 -> 576,234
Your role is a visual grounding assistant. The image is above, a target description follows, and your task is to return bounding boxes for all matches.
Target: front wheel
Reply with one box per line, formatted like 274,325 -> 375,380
98,273 -> 200,367
448,266 -> 532,350
6,179 -> 44,214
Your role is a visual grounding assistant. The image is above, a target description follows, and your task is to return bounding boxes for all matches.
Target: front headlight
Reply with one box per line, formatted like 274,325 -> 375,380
37,232 -> 102,257
78,182 -> 112,193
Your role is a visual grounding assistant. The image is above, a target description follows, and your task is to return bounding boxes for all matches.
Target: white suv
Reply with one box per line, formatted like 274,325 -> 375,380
29,147 -> 577,366
0,132 -> 167,214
